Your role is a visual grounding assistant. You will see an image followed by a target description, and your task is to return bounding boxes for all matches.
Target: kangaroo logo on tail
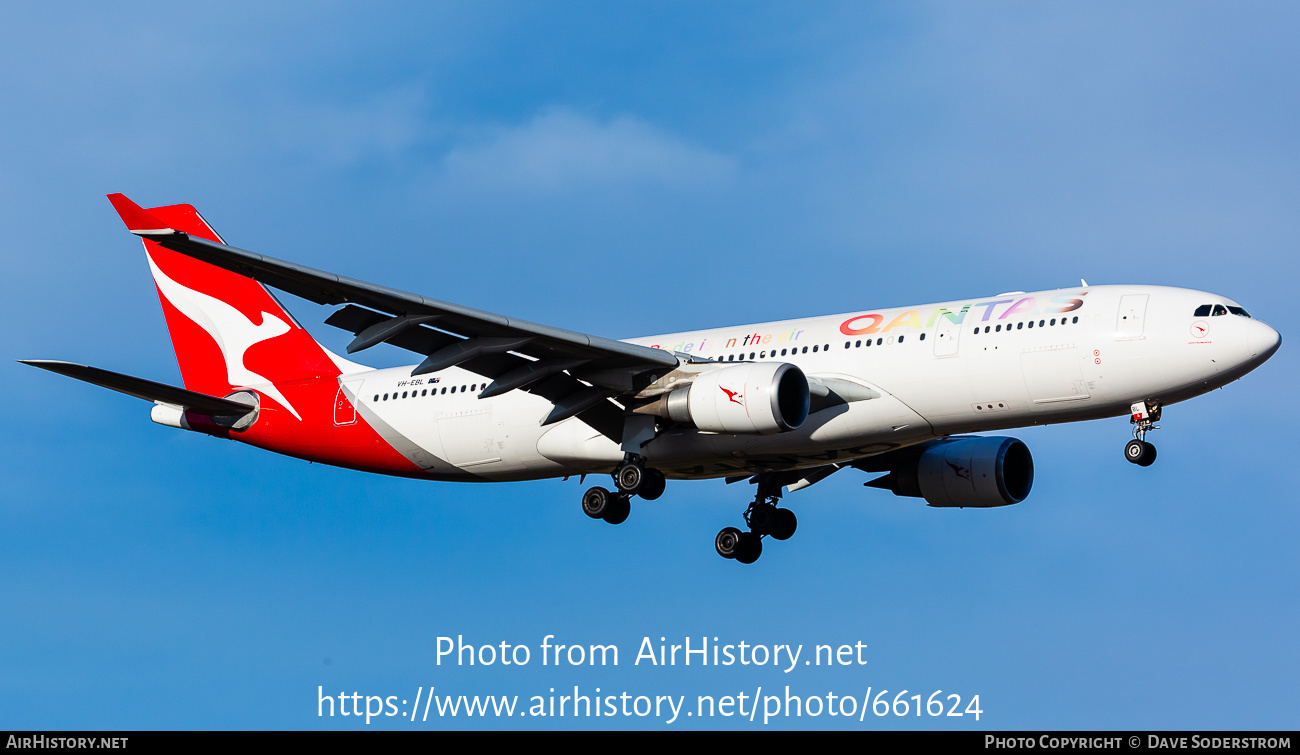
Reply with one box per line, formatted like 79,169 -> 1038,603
146,253 -> 302,420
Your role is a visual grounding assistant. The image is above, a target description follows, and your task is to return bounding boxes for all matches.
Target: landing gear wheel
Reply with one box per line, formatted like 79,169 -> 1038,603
615,463 -> 645,495
734,532 -> 763,564
1125,439 -> 1157,467
582,486 -> 614,519
769,508 -> 797,541
602,494 -> 631,525
715,527 -> 743,559
748,502 -> 778,534
638,469 -> 666,501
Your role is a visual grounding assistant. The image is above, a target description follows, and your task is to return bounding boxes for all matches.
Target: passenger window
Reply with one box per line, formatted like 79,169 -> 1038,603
995,324 -> 1002,332
750,352 -> 756,359
802,347 -> 808,354
402,391 -> 408,398
876,338 -> 883,346
1038,320 -> 1044,327
1017,322 -> 1023,330
1072,316 -> 1078,324
1028,321 -> 1034,328
1050,319 -> 1056,326
898,335 -> 905,343
984,326 -> 990,333
812,345 -> 819,353
919,333 -> 926,341
1193,304 -> 1212,317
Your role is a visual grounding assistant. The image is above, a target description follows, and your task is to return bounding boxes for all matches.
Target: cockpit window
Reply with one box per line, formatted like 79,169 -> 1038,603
1195,303 -> 1248,317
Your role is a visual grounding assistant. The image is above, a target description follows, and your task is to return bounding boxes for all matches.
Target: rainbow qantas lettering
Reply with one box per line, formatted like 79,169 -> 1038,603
839,292 -> 1088,336
644,292 -> 1089,354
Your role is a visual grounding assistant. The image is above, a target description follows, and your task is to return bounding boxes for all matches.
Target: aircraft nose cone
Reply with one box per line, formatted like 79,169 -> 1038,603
1248,320 -> 1281,362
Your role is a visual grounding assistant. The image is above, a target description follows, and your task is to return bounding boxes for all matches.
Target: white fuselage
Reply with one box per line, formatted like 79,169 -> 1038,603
340,285 -> 1279,481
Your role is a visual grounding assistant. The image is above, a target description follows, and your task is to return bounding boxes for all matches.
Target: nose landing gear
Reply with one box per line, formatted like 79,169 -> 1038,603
715,473 -> 798,564
1124,438 -> 1157,466
1125,401 -> 1161,467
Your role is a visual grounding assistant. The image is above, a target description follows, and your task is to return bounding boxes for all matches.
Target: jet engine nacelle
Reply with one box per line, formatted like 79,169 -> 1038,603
871,436 -> 1034,507
915,436 -> 1034,507
661,362 -> 810,434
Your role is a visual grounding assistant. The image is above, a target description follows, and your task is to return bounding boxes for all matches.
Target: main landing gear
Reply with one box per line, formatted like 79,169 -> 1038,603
1125,400 -> 1161,467
715,473 -> 797,565
581,454 -> 666,525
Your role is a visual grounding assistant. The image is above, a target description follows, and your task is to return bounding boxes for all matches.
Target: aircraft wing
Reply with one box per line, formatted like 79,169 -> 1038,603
108,194 -> 679,433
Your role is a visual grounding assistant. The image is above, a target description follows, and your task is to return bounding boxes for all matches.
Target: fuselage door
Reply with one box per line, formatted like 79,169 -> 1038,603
932,318 -> 962,357
1116,294 -> 1149,340
334,379 -> 363,426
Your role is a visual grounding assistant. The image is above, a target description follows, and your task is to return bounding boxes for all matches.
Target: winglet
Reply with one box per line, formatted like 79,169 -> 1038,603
106,193 -> 177,236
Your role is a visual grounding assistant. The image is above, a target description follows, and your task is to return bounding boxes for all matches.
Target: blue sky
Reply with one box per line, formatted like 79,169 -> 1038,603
2,1 -> 1297,730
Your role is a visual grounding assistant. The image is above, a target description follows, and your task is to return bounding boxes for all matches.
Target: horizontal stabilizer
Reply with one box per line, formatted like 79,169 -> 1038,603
19,360 -> 254,415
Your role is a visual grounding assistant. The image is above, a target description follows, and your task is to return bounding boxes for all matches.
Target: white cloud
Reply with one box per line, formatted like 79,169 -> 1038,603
437,108 -> 736,192
268,86 -> 433,165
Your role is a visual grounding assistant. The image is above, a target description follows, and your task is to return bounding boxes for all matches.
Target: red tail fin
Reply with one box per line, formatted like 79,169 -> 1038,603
109,195 -> 340,419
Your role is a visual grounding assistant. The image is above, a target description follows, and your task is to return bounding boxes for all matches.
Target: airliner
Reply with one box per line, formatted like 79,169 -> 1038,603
22,195 -> 1281,564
